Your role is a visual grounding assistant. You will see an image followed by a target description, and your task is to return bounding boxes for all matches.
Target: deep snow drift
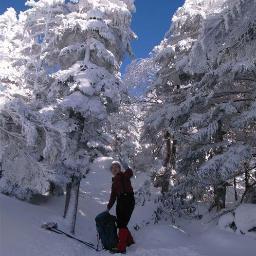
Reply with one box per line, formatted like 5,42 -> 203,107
0,157 -> 255,256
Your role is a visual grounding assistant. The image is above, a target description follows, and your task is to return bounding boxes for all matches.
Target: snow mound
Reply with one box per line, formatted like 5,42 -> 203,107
235,204 -> 256,234
218,204 -> 256,236
218,212 -> 235,232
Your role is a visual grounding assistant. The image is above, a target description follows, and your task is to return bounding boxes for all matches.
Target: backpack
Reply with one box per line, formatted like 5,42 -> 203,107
95,211 -> 118,250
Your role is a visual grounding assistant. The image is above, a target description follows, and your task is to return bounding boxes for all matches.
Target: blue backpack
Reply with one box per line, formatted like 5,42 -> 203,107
95,211 -> 118,250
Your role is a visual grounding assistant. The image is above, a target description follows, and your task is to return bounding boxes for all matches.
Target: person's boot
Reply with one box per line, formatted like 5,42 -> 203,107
116,228 -> 129,253
126,228 -> 135,247
109,247 -> 126,254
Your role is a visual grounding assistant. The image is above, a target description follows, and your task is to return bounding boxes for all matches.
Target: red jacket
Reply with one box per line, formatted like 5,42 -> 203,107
107,168 -> 134,210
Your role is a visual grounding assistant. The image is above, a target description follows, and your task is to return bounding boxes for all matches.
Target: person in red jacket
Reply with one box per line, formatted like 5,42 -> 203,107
107,161 -> 135,254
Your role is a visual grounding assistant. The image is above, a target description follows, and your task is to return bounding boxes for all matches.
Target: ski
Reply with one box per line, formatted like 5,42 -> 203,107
41,222 -> 99,251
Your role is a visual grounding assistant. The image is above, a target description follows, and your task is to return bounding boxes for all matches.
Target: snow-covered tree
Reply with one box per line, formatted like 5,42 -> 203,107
0,8 -> 46,199
125,0 -> 256,213
0,0 -> 135,231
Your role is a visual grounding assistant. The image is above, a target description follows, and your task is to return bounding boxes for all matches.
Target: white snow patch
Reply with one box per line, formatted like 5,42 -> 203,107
218,212 -> 235,232
1,157 -> 256,256
235,204 -> 256,234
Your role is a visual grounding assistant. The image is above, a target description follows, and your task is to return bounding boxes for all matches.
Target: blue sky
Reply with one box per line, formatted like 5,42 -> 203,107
0,1 -> 27,13
0,0 -> 185,72
122,0 -> 185,72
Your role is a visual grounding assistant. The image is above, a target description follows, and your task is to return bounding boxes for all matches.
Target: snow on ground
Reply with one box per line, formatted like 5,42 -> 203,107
0,157 -> 256,256
218,204 -> 256,237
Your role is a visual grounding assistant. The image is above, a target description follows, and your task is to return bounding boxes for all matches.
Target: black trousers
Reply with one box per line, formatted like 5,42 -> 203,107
116,193 -> 135,228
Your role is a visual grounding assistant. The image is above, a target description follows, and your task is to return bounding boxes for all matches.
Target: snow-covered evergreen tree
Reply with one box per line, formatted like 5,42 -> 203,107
125,0 -> 256,213
0,0 -> 136,217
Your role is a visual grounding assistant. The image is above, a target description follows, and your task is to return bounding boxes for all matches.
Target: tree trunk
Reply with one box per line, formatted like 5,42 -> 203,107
161,131 -> 176,194
71,178 -> 80,234
63,182 -> 72,218
214,183 -> 226,211
243,162 -> 256,203
64,176 -> 81,234
49,181 -> 64,196
163,131 -> 171,168
0,163 -> 2,179
234,177 -> 238,201
245,162 -> 250,191
213,120 -> 226,211
170,138 -> 177,170
243,186 -> 256,204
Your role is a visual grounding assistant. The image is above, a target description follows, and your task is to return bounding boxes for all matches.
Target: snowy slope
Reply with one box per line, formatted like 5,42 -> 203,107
1,157 -> 255,256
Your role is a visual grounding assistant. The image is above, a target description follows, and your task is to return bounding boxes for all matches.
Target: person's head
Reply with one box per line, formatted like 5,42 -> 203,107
111,161 -> 122,176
